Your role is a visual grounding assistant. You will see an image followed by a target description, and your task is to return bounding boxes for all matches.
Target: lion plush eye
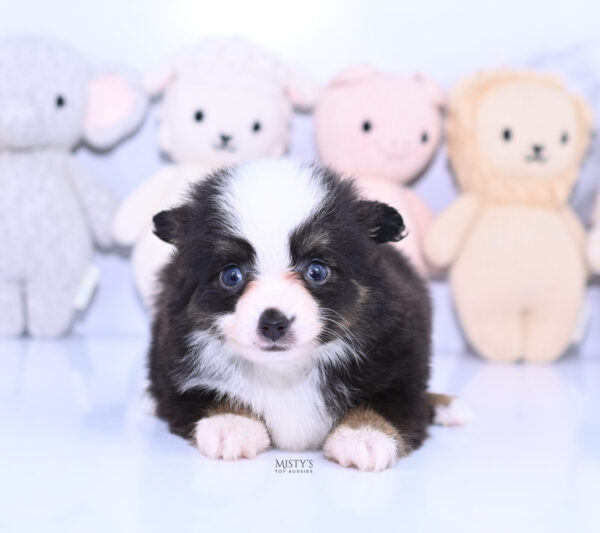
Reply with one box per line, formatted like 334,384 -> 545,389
561,131 -> 569,144
362,120 -> 372,133
502,128 -> 512,141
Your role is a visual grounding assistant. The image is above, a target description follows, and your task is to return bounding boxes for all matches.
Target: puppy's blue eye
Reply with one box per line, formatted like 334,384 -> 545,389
220,265 -> 244,288
305,261 -> 329,284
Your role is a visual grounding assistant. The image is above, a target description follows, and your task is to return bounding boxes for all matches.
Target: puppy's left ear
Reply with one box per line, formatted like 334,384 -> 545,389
153,206 -> 190,246
357,200 -> 407,243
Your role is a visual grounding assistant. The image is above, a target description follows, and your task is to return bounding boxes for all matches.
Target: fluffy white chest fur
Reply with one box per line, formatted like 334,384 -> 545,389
182,332 -> 335,450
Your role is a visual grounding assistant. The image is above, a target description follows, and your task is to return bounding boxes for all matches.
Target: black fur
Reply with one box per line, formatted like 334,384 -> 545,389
148,163 -> 432,452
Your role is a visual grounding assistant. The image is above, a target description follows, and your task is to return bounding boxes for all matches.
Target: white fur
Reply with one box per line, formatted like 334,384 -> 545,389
216,276 -> 322,360
213,160 -> 331,364
182,332 -> 359,451
220,160 -> 326,276
323,425 -> 399,471
433,398 -> 474,427
194,414 -> 270,460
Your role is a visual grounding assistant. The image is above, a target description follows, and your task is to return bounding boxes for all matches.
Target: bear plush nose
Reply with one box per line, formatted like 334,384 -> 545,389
258,308 -> 290,342
220,133 -> 232,145
532,144 -> 544,155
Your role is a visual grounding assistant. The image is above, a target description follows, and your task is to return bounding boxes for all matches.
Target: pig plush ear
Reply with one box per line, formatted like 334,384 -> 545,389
329,65 -> 378,88
83,68 -> 148,150
414,72 -> 445,109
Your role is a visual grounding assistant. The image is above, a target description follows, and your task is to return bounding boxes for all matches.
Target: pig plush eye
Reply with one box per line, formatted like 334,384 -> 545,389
362,120 -> 372,133
561,131 -> 569,144
421,131 -> 428,143
502,128 -> 512,141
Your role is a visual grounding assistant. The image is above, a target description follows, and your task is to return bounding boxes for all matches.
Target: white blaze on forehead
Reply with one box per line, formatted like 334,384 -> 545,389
220,160 -> 325,274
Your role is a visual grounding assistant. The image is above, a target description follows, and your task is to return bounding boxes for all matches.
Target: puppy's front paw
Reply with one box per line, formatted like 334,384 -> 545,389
194,414 -> 270,460
323,425 -> 402,471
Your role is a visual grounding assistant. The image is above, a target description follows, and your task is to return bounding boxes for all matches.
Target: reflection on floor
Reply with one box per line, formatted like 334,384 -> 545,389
1,335 -> 599,533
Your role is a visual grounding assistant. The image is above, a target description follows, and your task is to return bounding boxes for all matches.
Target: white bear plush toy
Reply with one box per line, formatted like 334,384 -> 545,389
0,37 -> 147,337
112,37 -> 318,308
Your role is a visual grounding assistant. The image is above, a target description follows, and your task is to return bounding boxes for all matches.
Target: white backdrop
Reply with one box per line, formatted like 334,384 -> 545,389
2,0 -> 599,354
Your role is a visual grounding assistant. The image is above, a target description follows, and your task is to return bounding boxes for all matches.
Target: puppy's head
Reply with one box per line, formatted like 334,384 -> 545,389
153,160 -> 405,365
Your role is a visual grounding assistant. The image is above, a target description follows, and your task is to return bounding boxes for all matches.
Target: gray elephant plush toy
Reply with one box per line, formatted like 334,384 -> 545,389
0,37 -> 147,337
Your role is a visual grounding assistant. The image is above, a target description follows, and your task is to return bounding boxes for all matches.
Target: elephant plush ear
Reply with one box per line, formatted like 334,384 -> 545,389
83,68 -> 148,150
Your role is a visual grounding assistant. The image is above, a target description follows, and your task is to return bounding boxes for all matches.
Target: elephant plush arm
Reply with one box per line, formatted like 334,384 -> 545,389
67,157 -> 117,248
112,167 -> 175,247
424,193 -> 481,269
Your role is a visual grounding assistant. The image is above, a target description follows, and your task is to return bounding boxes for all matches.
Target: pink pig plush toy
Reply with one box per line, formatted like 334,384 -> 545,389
314,65 -> 445,276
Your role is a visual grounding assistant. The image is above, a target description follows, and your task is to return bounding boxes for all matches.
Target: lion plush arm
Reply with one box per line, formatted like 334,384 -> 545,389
587,196 -> 600,274
424,193 -> 481,269
561,207 -> 586,251
67,157 -> 117,248
112,167 -> 175,247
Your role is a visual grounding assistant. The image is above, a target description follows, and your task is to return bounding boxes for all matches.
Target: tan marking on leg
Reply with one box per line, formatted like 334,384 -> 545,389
323,408 -> 406,471
195,400 -> 270,460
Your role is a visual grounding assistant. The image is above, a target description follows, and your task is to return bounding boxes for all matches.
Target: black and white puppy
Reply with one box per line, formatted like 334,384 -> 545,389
148,159 -> 465,471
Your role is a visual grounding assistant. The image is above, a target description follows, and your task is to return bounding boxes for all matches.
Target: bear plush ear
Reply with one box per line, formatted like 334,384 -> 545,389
83,68 -> 148,150
357,200 -> 407,243
329,64 -> 378,88
141,51 -> 189,97
153,206 -> 190,246
414,72 -> 445,109
286,67 -> 321,111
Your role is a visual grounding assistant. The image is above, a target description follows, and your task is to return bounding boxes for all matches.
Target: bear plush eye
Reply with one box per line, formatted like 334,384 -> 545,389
305,261 -> 329,284
252,121 -> 262,133
502,128 -> 512,141
421,132 -> 428,143
561,132 -> 569,144
220,265 -> 244,288
194,110 -> 204,122
362,120 -> 372,133
55,94 -> 66,108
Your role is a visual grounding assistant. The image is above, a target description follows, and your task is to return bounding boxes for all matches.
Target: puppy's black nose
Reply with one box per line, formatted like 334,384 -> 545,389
532,144 -> 544,155
258,308 -> 290,342
220,133 -> 232,145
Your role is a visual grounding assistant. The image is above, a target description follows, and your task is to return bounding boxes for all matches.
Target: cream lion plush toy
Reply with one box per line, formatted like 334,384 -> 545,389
112,37 -> 318,308
425,69 -> 593,363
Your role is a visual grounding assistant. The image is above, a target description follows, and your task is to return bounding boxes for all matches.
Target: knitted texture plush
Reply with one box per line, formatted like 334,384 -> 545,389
425,69 -> 593,363
314,66 -> 444,276
0,36 -> 147,337
112,36 -> 319,308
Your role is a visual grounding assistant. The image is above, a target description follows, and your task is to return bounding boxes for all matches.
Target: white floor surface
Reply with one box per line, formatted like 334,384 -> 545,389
1,335 -> 598,533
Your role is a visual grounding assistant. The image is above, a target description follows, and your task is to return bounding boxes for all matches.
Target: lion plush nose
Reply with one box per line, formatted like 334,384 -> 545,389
258,308 -> 290,341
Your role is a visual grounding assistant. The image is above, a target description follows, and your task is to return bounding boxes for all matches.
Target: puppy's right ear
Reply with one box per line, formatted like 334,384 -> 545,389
153,206 -> 189,246
357,200 -> 407,244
